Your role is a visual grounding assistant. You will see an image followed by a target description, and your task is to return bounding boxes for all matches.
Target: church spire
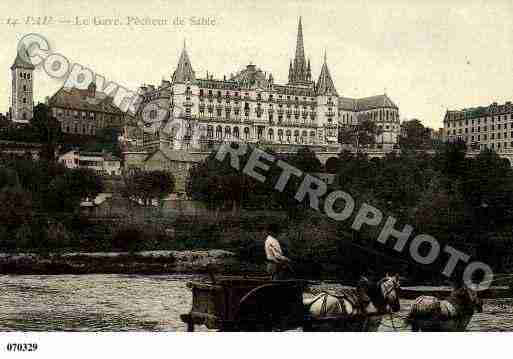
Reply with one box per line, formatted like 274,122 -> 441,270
288,17 -> 312,86
316,51 -> 338,96
295,16 -> 306,66
172,40 -> 196,84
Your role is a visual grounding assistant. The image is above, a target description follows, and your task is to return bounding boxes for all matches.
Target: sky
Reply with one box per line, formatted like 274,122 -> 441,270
1,0 -> 513,128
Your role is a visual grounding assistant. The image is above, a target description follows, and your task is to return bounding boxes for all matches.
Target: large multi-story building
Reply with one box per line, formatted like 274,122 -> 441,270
444,101 -> 513,152
48,82 -> 124,136
10,45 -> 35,123
133,18 -> 400,153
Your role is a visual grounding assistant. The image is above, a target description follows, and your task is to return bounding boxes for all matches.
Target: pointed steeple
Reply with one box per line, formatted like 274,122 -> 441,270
316,51 -> 338,96
11,44 -> 35,70
288,17 -> 312,86
295,17 -> 306,66
172,40 -> 196,84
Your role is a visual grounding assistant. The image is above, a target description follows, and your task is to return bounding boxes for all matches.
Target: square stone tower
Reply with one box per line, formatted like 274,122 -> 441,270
11,45 -> 35,123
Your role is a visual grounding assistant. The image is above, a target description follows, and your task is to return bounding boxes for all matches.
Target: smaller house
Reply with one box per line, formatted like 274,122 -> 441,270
58,149 -> 122,176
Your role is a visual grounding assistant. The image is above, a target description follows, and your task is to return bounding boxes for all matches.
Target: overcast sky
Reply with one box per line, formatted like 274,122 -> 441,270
1,0 -> 513,128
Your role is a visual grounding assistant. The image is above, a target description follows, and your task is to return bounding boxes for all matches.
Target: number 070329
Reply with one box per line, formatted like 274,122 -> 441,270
6,343 -> 38,352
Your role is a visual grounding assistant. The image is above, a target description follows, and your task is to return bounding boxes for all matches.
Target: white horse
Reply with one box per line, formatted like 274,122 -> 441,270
303,274 -> 401,331
407,284 -> 483,332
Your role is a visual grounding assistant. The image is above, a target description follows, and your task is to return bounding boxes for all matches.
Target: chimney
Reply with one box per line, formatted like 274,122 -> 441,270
88,81 -> 96,97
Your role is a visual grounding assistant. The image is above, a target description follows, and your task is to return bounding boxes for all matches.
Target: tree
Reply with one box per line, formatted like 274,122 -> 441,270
123,170 -> 175,207
0,186 -> 33,230
399,119 -> 433,150
462,149 -> 513,218
80,127 -> 123,158
31,103 -> 62,161
434,140 -> 468,184
187,148 -> 256,212
338,119 -> 382,152
47,168 -> 104,212
288,147 -> 322,173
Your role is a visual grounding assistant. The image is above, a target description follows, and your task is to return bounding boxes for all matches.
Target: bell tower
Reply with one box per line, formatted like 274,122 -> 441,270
11,45 -> 35,123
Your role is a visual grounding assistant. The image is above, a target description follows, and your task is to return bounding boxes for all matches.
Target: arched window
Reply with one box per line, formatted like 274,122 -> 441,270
278,129 -> 283,142
233,127 -> 239,138
268,128 -> 274,141
310,131 -> 316,143
216,125 -> 222,139
301,130 -> 307,143
286,130 -> 291,142
207,125 -> 213,138
244,127 -> 250,139
224,126 -> 231,138
294,130 -> 300,143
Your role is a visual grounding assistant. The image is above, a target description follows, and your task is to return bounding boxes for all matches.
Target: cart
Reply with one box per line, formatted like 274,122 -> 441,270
180,276 -> 308,331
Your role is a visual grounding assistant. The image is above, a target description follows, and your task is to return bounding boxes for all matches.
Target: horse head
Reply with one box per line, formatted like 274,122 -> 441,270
452,284 -> 483,314
357,273 -> 401,314
377,273 -> 401,313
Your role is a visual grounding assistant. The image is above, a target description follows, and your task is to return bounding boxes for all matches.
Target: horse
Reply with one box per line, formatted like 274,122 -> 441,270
406,284 -> 483,332
303,273 -> 401,331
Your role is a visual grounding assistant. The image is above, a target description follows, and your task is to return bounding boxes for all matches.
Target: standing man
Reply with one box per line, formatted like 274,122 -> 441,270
264,223 -> 293,280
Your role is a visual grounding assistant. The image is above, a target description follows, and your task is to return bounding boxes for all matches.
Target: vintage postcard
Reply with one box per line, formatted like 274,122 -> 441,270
0,0 -> 512,357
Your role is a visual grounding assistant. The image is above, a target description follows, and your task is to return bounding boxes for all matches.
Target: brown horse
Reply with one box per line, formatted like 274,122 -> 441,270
303,274 -> 401,331
407,284 -> 483,331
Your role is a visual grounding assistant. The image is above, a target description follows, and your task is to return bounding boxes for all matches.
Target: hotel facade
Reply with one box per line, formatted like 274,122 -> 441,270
134,18 -> 401,153
444,101 -> 513,152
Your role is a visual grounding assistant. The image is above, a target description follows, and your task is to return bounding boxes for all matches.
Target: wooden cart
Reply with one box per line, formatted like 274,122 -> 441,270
180,276 -> 308,331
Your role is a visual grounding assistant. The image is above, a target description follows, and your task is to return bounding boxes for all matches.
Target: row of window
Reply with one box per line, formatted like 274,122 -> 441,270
61,122 -> 96,135
19,72 -> 31,80
452,137 -> 513,151
204,126 -> 319,144
197,88 -> 317,104
446,114 -> 513,127
53,108 -> 121,123
450,126 -> 513,135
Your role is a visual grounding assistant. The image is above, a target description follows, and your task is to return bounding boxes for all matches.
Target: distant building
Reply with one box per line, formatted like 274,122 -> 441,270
0,140 -> 41,160
48,82 -> 124,136
444,101 -> 513,152
10,45 -> 35,123
58,149 -> 122,176
124,148 -> 203,194
431,127 -> 445,148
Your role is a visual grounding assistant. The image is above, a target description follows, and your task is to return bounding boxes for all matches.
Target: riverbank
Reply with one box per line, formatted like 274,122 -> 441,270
0,250 -> 261,275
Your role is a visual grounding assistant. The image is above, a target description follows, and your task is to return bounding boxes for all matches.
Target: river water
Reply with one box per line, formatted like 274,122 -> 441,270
0,274 -> 512,331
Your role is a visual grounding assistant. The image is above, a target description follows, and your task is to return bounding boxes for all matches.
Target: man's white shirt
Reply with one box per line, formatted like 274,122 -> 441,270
265,235 -> 289,263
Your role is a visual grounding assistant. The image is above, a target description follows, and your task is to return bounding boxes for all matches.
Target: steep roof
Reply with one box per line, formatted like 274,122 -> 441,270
172,41 -> 196,84
230,64 -> 271,89
11,44 -> 36,70
356,94 -> 398,111
338,94 -> 398,111
316,53 -> 338,96
338,97 -> 358,111
48,87 -> 124,114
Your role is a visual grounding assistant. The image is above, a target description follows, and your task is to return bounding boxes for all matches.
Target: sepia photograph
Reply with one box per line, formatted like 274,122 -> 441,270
0,0 -> 512,357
